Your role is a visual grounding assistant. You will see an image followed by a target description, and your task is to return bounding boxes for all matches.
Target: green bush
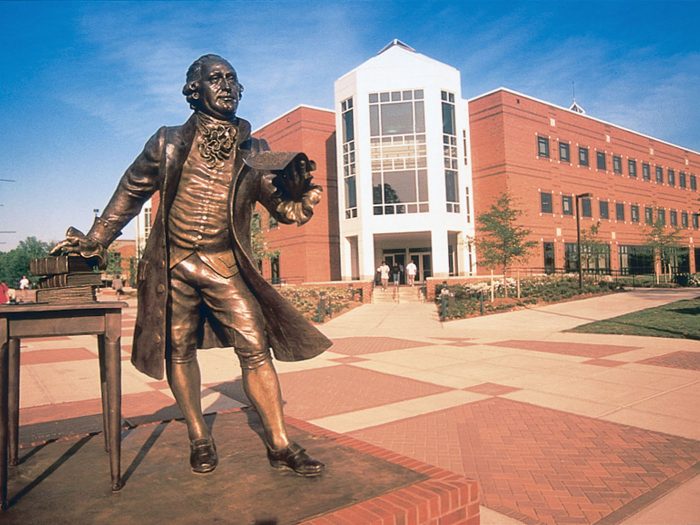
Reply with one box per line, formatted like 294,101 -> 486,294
277,286 -> 359,322
435,274 -> 623,320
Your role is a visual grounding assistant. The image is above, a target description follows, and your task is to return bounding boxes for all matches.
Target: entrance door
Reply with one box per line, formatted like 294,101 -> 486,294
408,252 -> 432,282
383,253 -> 406,284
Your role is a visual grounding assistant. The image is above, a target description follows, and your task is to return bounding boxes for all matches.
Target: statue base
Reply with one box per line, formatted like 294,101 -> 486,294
7,409 -> 479,524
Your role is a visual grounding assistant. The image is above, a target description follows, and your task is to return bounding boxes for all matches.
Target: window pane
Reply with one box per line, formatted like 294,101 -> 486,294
559,142 -> 570,162
442,102 -> 456,135
445,170 -> 457,202
372,172 -> 382,204
414,101 -> 425,133
597,152 -> 607,170
342,109 -> 354,142
369,105 -> 379,136
562,195 -> 573,215
540,192 -> 553,213
381,102 -> 414,135
579,147 -> 589,166
616,203 -> 625,220
599,201 -> 609,219
417,169 -> 429,201
581,197 -> 592,217
383,171 -> 416,203
345,176 -> 356,208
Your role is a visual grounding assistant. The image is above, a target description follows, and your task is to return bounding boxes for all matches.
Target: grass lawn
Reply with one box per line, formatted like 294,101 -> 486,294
571,297 -> 700,340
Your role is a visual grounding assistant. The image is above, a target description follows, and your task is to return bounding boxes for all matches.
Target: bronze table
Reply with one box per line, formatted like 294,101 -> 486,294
0,301 -> 126,510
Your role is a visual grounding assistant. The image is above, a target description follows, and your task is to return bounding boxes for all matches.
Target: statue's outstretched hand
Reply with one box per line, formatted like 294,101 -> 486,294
274,157 -> 322,225
50,226 -> 108,269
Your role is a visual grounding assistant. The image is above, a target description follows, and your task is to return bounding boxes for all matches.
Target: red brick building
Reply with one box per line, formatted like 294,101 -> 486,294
253,105 -> 341,284
469,88 -> 700,275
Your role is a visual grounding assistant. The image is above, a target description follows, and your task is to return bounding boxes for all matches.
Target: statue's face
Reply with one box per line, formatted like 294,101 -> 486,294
197,59 -> 240,119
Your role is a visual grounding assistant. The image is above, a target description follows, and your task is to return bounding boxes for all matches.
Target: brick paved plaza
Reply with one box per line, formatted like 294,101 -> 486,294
14,288 -> 700,524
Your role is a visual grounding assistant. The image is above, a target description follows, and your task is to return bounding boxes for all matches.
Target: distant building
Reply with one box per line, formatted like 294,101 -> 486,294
333,40 -> 475,283
254,105 -> 341,284
469,88 -> 699,275
131,41 -> 700,286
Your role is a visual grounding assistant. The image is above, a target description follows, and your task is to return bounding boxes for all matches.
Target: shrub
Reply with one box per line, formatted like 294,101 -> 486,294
277,286 -> 359,322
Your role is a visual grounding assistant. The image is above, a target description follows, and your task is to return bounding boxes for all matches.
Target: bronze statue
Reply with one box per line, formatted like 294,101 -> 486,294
51,54 -> 332,476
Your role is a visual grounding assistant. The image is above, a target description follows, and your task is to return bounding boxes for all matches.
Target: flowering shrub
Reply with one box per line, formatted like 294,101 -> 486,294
436,274 -> 622,320
277,286 -> 360,322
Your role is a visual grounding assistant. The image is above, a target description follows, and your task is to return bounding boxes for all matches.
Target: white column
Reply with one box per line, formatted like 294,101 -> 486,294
359,231 -> 376,281
431,229 -> 450,278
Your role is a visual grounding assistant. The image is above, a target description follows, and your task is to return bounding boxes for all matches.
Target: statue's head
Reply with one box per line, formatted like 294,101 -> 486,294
182,54 -> 244,120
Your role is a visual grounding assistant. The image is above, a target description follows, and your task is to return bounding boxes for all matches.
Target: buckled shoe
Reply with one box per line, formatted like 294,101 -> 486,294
190,437 -> 218,474
267,442 -> 324,477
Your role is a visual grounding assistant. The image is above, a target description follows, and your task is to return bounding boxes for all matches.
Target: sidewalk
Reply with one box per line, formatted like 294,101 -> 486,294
15,288 -> 700,524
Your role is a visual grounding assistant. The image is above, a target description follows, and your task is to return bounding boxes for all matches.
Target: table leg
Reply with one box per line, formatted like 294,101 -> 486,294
0,319 -> 9,510
98,334 -> 110,453
103,311 -> 122,491
8,338 -> 19,467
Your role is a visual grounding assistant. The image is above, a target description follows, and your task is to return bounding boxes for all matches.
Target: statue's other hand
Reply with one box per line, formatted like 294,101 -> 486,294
50,227 -> 108,269
279,157 -> 317,200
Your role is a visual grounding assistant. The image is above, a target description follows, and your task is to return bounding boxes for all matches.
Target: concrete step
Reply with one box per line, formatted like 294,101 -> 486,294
372,286 -> 424,304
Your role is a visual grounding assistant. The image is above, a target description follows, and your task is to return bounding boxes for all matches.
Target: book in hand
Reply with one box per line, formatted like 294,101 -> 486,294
30,255 -> 94,276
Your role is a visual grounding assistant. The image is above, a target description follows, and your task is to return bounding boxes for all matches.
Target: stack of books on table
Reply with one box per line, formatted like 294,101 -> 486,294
29,255 -> 101,304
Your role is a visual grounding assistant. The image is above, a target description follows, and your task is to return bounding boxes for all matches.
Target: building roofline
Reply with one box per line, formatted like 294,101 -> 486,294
468,87 -> 700,156
253,104 -> 334,134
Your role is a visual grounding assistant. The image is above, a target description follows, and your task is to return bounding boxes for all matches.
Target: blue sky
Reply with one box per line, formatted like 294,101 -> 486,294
1,0 -> 699,250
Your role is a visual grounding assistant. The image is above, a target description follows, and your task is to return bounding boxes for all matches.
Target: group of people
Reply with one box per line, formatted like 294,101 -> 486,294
376,259 -> 418,290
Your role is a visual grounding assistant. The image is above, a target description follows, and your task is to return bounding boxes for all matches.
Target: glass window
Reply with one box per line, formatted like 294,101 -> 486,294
442,101 -> 456,135
543,242 -> 555,274
642,162 -> 650,181
628,159 -> 637,178
597,151 -> 607,170
612,155 -> 622,174
691,174 -> 697,191
668,168 -> 675,187
658,208 -> 666,226
345,177 -> 357,209
559,142 -> 570,162
562,195 -> 573,215
630,204 -> 640,223
599,200 -> 609,219
578,146 -> 589,166
445,170 -> 458,203
342,108 -> 354,142
540,192 -> 553,213
681,211 -> 689,228
670,210 -> 678,227
615,202 -> 625,221
680,171 -> 687,188
538,136 -> 550,158
381,102 -> 414,135
645,206 -> 654,225
581,197 -> 592,217
655,166 -> 664,183
693,213 -> 699,229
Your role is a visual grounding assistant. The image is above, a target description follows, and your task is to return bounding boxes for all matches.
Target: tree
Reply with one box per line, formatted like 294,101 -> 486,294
644,219 -> 682,283
105,250 -> 123,277
476,193 -> 536,292
579,222 -> 608,274
251,212 -> 279,271
0,237 -> 52,286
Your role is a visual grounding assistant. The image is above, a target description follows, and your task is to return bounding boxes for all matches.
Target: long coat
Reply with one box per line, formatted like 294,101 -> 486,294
90,114 -> 332,380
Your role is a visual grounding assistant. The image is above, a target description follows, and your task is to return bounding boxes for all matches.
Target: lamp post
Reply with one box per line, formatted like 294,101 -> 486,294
575,193 -> 593,289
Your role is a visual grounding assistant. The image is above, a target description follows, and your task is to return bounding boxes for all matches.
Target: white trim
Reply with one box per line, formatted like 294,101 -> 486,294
253,104 -> 334,133
467,87 -> 700,156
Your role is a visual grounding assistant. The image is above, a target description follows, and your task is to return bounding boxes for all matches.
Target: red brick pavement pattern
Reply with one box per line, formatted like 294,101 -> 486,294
291,417 -> 480,525
638,351 -> 700,372
20,390 -> 175,426
20,347 -> 96,365
489,340 -> 639,358
581,359 -> 627,368
329,336 -> 435,356
463,383 -> 521,396
349,398 -> 700,525
279,365 -> 451,420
